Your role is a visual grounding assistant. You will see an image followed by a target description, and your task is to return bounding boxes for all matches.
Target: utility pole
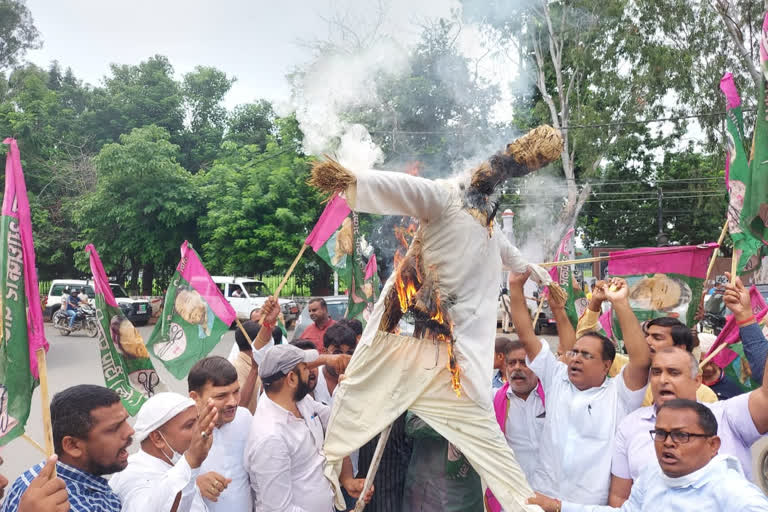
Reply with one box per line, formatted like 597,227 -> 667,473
656,187 -> 669,246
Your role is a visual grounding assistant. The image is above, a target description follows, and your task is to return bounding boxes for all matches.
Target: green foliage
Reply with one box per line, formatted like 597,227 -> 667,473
195,114 -> 324,278
0,0 -> 40,70
73,125 -> 199,276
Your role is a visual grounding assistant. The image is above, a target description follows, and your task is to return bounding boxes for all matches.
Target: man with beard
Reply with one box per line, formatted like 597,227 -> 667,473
509,272 -> 651,506
291,339 -> 321,396
2,385 -> 133,512
315,324 -> 358,407
244,344 -> 369,512
186,357 -> 253,512
109,393 -> 218,512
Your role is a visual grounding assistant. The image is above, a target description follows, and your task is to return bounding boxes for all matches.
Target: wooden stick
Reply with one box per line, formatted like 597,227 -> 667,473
537,255 -> 609,267
704,220 -> 729,284
531,296 -> 545,325
699,342 -> 729,369
730,250 -> 739,285
235,318 -> 254,347
21,433 -> 46,455
35,348 -> 56,477
274,244 -> 308,298
354,424 -> 393,512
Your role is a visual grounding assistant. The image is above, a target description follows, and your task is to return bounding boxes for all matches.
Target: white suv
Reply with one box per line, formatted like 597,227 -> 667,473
45,279 -> 151,326
211,276 -> 299,326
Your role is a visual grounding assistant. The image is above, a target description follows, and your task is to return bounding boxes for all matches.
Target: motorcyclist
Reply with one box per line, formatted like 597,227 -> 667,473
65,288 -> 80,330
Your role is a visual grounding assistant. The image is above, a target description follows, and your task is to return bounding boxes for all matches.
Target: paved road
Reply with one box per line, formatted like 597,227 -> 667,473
0,323 -> 559,485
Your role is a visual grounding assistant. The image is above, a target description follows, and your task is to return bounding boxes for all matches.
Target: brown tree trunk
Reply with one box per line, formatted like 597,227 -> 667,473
141,262 -> 155,296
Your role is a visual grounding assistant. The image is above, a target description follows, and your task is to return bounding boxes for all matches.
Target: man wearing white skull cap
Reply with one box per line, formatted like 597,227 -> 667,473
109,392 -> 218,512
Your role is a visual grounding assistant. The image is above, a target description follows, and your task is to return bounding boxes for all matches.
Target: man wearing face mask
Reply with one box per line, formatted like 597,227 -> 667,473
245,344 -> 370,512
109,393 -> 218,512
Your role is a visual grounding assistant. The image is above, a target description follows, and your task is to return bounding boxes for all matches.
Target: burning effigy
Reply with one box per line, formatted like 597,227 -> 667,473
311,124 -> 563,512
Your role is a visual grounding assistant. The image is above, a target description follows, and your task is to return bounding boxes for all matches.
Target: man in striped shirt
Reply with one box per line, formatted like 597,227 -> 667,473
2,385 -> 133,512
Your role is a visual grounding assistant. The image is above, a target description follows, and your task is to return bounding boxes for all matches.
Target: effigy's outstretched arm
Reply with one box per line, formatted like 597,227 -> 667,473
310,159 -> 451,222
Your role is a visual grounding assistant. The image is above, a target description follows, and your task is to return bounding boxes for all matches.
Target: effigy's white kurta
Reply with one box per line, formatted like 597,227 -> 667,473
323,169 -> 547,512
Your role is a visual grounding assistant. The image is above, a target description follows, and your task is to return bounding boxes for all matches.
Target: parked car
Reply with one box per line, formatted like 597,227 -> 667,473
699,290 -> 727,335
211,276 -> 299,327
45,279 -> 151,326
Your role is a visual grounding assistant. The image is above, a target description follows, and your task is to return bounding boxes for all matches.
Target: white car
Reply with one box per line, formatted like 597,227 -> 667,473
211,276 -> 299,326
45,279 -> 151,326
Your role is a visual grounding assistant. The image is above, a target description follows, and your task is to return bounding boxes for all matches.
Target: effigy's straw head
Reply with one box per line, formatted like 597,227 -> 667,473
505,125 -> 563,171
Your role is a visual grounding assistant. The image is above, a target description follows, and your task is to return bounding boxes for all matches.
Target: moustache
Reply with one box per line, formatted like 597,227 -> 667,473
509,370 -> 527,380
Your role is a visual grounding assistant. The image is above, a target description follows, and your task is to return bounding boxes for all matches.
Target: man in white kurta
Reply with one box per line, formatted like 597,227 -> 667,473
109,393 -> 215,512
322,169 -> 551,512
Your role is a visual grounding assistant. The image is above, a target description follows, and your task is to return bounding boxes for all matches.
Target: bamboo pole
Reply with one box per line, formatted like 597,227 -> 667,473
730,250 -> 739,285
235,318 -> 254,347
353,424 -> 393,512
699,342 -> 729,369
532,296 -> 545,325
274,244 -> 308,298
537,255 -> 610,267
704,220 -> 729,284
35,348 -> 55,476
21,433 -> 45,455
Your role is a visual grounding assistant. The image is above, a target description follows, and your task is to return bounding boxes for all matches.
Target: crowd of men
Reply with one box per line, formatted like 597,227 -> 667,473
2,274 -> 768,511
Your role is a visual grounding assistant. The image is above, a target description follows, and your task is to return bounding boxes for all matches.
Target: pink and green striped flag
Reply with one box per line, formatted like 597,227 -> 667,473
0,139 -> 49,446
306,194 -> 353,272
147,241 -> 237,379
87,244 -> 164,416
548,228 -> 588,329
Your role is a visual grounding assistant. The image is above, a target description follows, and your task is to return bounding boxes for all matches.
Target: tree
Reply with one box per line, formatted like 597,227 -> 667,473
178,66 -> 235,172
225,100 -> 276,149
0,0 -> 40,70
74,125 -> 199,293
85,55 -> 185,146
196,114 -> 325,280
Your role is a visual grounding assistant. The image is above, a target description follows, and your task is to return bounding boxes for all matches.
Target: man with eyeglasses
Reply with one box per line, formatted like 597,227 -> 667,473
604,275 -> 768,506
529,399 -> 768,511
507,271 -> 651,506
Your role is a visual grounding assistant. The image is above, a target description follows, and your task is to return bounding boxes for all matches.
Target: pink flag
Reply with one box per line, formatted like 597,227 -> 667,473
177,240 -> 236,325
3,139 -> 48,378
364,254 -> 377,281
548,228 -> 575,283
704,286 -> 768,368
305,194 -> 351,251
85,244 -> 120,308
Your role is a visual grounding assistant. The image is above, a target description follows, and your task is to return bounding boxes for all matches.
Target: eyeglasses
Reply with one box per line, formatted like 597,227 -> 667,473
566,350 -> 595,360
649,428 -> 713,444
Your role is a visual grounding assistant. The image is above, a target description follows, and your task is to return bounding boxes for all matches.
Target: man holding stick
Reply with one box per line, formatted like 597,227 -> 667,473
309,125 -> 563,511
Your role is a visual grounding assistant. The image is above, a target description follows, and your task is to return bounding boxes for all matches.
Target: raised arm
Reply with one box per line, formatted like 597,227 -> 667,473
549,283 -> 576,355
723,274 -> 768,383
508,270 -> 543,361
577,281 -> 607,339
605,278 -> 651,391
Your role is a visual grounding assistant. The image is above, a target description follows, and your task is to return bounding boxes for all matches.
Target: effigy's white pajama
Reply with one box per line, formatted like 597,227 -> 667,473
323,169 -> 548,512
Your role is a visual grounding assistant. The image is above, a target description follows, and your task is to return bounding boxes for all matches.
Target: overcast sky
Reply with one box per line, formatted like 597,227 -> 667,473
22,0 -> 492,110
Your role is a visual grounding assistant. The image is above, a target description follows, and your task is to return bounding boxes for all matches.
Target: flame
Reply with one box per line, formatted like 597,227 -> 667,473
404,161 -> 422,176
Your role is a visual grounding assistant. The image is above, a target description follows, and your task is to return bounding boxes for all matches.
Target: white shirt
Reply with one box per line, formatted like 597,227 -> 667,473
528,341 -> 646,505
227,337 -> 275,365
349,170 -> 539,409
245,395 -> 333,512
611,392 -> 762,482
109,449 -> 206,512
200,407 -> 253,512
503,386 -> 546,482
313,366 -> 359,476
562,455 -> 768,512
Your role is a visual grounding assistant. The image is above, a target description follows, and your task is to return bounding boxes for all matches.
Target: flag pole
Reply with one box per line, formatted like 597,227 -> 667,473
353,423 -> 393,512
531,296 -> 545,325
730,250 -> 739,285
704,220 -> 729,284
537,255 -> 609,267
699,342 -> 729,369
235,318 -> 254,347
274,244 -> 309,299
21,433 -> 46,455
35,348 -> 56,476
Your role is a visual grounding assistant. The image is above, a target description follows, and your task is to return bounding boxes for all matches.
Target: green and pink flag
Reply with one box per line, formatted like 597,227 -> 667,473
0,139 -> 49,446
701,286 -> 764,393
548,228 -> 588,329
306,193 -> 353,272
87,244 -> 163,415
607,244 -> 718,333
147,241 -> 236,379
720,13 -> 768,274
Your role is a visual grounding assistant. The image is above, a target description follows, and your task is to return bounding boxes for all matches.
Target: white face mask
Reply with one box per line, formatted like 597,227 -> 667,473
157,431 -> 183,465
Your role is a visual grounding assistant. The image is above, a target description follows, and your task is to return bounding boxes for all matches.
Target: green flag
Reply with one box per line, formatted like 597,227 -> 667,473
86,244 -> 163,416
147,241 -> 238,379
0,138 -> 49,446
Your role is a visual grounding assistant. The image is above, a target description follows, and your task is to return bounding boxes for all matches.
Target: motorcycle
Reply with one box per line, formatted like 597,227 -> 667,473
53,304 -> 99,337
